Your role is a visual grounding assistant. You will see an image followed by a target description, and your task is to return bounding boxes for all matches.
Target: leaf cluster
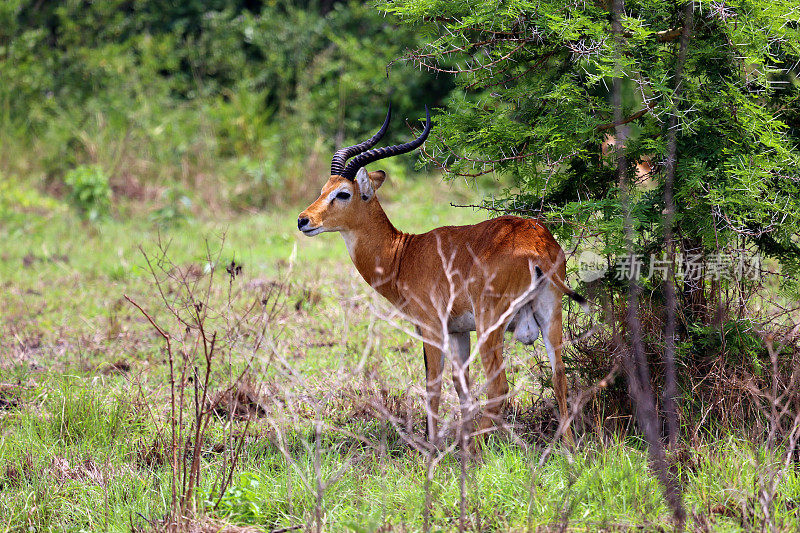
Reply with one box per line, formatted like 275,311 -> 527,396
381,0 -> 800,286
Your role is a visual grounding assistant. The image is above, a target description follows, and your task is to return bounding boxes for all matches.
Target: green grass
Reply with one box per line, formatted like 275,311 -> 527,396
1,178 -> 799,531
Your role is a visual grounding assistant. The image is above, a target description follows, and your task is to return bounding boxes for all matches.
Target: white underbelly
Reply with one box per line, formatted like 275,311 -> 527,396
447,312 -> 475,333
447,309 -> 526,334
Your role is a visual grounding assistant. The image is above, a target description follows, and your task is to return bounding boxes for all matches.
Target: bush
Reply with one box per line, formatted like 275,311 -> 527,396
0,175 -> 63,222
231,156 -> 279,211
149,187 -> 192,227
64,165 -> 112,220
0,1 -> 455,213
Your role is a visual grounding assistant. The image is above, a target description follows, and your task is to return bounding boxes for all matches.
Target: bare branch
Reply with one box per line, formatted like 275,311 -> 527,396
596,103 -> 655,131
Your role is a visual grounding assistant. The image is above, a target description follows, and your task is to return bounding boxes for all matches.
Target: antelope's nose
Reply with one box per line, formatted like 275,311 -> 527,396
297,217 -> 310,231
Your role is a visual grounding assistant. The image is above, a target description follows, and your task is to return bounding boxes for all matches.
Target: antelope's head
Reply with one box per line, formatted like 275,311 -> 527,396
297,105 -> 431,236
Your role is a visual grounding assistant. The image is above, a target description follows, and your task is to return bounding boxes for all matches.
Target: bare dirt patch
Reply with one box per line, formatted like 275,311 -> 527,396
101,358 -> 132,375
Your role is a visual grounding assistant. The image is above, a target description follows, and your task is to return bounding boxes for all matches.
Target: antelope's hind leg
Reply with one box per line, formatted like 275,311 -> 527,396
475,325 -> 509,438
536,286 -> 572,441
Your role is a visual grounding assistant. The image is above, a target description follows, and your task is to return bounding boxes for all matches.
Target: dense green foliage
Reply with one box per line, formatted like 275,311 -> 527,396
381,0 -> 800,297
0,0 -> 452,209
64,165 -> 112,220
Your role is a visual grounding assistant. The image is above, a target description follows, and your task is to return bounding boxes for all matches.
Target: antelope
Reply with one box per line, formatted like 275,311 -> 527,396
297,105 -> 587,446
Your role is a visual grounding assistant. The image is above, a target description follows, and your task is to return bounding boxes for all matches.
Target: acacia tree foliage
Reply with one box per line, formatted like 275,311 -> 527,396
381,3 -> 800,523
381,0 -> 800,307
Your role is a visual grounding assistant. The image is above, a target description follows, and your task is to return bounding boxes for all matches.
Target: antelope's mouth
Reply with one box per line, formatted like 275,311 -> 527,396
301,226 -> 324,236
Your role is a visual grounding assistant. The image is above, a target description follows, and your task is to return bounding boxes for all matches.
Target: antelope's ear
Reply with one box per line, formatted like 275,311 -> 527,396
368,170 -> 386,191
355,167 -> 374,201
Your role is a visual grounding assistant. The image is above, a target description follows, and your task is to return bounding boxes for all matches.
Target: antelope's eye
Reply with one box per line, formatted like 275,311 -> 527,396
335,191 -> 351,200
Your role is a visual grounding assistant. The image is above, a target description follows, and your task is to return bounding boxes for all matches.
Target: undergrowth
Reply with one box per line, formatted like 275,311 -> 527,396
1,180 -> 798,531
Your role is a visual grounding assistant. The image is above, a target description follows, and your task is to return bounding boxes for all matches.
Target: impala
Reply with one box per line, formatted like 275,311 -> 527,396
297,105 -> 586,445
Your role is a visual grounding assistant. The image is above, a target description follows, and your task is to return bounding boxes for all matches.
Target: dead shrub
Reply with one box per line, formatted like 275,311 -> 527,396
0,382 -> 23,410
0,454 -> 35,489
125,233 -> 288,531
564,289 -> 800,444
210,378 -> 268,421
48,455 -> 111,486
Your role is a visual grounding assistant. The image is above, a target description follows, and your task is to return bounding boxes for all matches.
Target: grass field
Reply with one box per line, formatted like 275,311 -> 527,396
1,177 -> 799,532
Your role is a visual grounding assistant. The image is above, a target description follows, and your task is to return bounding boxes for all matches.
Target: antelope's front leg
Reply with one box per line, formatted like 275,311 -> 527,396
422,340 -> 444,446
449,332 -> 473,445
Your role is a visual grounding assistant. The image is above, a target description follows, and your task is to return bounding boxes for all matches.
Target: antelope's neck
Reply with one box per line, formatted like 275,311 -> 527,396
340,201 -> 409,302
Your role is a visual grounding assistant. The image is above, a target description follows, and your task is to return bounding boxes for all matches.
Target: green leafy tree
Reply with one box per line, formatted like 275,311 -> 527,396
381,0 -> 800,304
380,2 -> 800,523
64,165 -> 112,220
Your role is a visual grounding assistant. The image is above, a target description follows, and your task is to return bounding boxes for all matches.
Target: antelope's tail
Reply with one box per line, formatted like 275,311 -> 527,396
552,274 -> 589,312
533,264 -> 589,312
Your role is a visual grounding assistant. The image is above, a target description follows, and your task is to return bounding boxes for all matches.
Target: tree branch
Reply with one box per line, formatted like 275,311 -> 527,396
611,0 -> 687,528
655,27 -> 684,42
662,2 -> 695,453
597,104 -> 655,131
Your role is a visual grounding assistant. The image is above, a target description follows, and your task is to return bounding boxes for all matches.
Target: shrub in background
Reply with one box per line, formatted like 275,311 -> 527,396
0,0 -> 456,212
0,173 -> 64,222
64,165 -> 112,220
149,187 -> 192,227
383,0 -> 800,434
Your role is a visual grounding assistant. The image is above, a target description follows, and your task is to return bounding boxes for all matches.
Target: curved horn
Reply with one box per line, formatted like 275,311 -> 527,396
341,106 -> 431,180
330,105 -> 392,176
